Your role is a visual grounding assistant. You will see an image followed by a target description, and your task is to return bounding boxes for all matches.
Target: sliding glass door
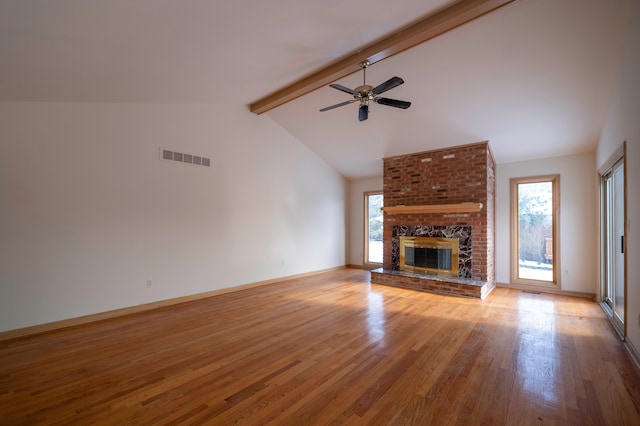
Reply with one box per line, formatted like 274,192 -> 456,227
602,158 -> 625,334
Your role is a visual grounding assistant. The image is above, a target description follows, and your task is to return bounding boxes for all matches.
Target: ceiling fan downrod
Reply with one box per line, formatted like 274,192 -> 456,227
360,60 -> 370,86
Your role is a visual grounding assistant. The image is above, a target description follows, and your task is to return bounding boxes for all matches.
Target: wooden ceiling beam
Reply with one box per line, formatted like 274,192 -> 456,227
249,0 -> 516,115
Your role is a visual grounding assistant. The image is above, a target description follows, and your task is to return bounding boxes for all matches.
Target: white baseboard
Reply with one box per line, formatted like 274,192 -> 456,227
624,338 -> 640,374
496,282 -> 595,300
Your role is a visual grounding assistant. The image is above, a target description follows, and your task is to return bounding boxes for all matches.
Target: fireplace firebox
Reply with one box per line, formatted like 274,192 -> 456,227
399,236 -> 459,276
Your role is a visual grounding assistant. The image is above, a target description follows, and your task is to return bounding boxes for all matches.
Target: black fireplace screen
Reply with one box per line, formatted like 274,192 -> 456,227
404,247 -> 453,271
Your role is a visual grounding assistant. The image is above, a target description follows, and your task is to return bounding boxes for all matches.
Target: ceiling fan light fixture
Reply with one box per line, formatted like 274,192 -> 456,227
358,104 -> 369,122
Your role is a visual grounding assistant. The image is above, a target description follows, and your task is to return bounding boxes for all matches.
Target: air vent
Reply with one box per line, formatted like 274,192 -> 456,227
161,149 -> 210,167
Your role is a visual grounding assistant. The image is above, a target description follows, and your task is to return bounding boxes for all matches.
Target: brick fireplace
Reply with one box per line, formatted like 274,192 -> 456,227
370,141 -> 496,299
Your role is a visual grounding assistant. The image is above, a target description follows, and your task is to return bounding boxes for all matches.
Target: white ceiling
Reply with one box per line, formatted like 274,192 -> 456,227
0,0 -> 629,179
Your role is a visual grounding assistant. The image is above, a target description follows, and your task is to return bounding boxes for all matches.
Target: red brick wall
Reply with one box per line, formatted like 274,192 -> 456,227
382,142 -> 495,284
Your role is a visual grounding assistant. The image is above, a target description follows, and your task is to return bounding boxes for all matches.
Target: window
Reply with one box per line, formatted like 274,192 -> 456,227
365,192 -> 383,264
511,175 -> 559,287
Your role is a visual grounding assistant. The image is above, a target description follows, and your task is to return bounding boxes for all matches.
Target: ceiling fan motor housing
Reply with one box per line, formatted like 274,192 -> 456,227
355,85 -> 374,98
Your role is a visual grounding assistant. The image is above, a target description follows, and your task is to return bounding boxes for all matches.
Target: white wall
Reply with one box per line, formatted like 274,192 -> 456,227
348,177 -> 383,267
0,102 -> 347,332
597,1 -> 640,349
496,152 -> 597,294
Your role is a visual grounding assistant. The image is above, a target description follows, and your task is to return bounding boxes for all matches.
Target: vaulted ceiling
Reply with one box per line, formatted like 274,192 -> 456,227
0,0 -> 629,179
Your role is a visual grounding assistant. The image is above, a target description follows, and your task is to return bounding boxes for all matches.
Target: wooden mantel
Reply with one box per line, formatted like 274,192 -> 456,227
381,203 -> 483,215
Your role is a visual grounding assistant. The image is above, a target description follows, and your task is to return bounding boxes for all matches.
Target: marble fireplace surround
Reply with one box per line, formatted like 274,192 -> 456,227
392,225 -> 472,278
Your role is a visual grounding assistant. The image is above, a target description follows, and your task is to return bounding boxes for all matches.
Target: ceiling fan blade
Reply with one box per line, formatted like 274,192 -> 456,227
358,104 -> 369,121
375,97 -> 411,109
329,84 -> 357,95
371,77 -> 404,95
319,99 -> 357,112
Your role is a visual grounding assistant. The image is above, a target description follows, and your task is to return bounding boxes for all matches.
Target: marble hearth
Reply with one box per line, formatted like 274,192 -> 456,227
370,268 -> 491,300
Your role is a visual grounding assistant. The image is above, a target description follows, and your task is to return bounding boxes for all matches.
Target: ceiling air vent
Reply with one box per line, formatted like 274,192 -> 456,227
161,149 -> 210,167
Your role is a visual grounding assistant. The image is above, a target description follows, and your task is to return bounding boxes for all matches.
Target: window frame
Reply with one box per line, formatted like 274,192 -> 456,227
364,191 -> 383,267
510,175 -> 560,288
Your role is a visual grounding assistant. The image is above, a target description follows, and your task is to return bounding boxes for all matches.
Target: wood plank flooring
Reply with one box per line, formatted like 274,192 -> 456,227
1,268 -> 640,425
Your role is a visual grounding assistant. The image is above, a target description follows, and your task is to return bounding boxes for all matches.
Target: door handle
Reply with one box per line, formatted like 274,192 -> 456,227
621,235 -> 624,254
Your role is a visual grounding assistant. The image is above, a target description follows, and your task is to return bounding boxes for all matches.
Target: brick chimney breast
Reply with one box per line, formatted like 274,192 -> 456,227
381,141 -> 496,287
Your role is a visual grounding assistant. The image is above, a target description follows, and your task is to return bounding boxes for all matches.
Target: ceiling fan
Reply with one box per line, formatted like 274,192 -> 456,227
319,60 -> 411,122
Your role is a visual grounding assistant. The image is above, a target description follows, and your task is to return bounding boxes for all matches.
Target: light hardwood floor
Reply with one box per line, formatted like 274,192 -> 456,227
1,269 -> 640,425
